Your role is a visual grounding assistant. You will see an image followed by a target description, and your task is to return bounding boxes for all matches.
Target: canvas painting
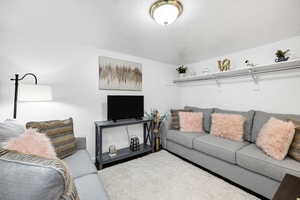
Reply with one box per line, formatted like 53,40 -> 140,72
99,56 -> 142,91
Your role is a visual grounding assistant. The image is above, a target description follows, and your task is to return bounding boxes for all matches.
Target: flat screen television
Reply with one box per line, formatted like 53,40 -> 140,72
107,95 -> 144,121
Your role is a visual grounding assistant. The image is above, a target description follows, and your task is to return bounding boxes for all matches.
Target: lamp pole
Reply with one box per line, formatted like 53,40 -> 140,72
10,73 -> 38,119
12,74 -> 19,119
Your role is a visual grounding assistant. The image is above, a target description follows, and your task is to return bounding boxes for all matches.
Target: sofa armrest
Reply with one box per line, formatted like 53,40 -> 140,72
160,118 -> 171,149
0,148 -> 79,200
76,137 -> 87,150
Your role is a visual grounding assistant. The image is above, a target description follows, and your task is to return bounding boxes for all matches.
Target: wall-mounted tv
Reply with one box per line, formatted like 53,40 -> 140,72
107,95 -> 144,121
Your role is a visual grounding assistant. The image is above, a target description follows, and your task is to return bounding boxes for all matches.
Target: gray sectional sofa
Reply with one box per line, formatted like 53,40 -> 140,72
0,137 -> 109,200
64,137 -> 109,200
161,106 -> 300,199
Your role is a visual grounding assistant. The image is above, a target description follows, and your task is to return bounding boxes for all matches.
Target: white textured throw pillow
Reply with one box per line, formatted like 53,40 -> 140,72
0,119 -> 25,147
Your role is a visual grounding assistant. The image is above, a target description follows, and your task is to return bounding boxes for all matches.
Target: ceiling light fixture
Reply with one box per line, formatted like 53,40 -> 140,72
150,0 -> 183,26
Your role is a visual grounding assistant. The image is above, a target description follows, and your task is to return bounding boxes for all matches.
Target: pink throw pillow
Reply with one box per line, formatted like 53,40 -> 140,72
4,128 -> 57,159
178,112 -> 203,132
256,117 -> 295,160
211,113 -> 246,142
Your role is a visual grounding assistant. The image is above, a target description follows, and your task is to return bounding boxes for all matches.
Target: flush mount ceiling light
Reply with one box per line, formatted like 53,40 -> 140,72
150,0 -> 183,26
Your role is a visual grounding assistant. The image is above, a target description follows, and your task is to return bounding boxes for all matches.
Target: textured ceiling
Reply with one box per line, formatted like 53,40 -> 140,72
1,0 -> 300,64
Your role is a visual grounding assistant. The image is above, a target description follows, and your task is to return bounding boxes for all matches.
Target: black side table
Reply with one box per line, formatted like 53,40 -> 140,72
95,118 -> 153,170
273,174 -> 300,200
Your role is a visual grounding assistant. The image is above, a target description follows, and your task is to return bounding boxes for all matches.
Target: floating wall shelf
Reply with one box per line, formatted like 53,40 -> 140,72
173,59 -> 300,84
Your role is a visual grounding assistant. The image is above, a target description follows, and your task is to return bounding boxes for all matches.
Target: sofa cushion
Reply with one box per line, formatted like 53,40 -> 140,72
170,109 -> 192,130
75,137 -> 87,150
251,110 -> 300,142
236,144 -> 300,181
184,106 -> 214,133
4,128 -> 57,159
214,108 -> 255,142
211,113 -> 246,142
288,121 -> 300,161
26,118 -> 77,159
63,149 -> 97,179
178,112 -> 203,132
256,118 -> 295,160
193,135 -> 249,164
166,130 -> 205,149
75,174 -> 109,200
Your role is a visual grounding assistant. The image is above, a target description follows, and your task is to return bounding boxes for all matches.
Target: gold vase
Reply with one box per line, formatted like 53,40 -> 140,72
155,136 -> 161,152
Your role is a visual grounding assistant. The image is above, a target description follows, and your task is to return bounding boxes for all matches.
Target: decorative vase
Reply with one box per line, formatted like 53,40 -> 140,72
152,128 -> 161,152
155,136 -> 161,152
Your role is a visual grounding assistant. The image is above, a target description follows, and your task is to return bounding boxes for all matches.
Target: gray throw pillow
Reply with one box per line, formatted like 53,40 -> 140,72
0,119 -> 25,147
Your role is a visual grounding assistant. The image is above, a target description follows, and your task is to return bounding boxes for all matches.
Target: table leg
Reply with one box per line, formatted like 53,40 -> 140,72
143,123 -> 147,145
145,122 -> 154,152
99,127 -> 103,170
95,125 -> 99,167
96,126 -> 103,170
151,124 -> 154,152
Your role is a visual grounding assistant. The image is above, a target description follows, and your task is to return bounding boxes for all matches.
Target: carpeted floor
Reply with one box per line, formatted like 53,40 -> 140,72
99,150 -> 259,200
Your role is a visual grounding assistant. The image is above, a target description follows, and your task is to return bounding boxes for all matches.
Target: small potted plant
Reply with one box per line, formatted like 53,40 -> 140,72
176,65 -> 188,78
275,49 -> 290,62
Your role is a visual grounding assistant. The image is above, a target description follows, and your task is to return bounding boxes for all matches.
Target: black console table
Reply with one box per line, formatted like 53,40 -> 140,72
95,118 -> 153,170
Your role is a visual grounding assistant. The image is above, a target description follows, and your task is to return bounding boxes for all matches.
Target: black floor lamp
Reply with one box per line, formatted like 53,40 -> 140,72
10,73 -> 52,119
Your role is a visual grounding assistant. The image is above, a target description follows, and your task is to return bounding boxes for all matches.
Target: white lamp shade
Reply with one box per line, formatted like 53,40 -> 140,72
18,84 -> 53,102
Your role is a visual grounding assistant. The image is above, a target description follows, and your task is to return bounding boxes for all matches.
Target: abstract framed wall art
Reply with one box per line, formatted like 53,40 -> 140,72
98,56 -> 142,91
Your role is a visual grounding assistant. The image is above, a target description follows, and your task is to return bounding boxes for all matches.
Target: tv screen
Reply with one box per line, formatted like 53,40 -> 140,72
107,95 -> 144,121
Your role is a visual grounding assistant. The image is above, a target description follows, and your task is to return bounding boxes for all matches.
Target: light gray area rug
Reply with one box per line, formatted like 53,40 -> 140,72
99,150 -> 259,200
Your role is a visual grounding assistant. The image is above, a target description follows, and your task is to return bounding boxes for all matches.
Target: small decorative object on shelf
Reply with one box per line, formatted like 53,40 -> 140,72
109,145 -> 117,157
129,136 -> 140,152
244,60 -> 256,67
145,109 -> 167,152
190,70 -> 197,77
275,49 -> 290,62
176,65 -> 188,78
202,67 -> 210,75
218,59 -> 231,72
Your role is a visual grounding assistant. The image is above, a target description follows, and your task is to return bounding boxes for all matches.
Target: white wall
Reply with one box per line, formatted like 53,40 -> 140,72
0,36 -> 179,157
1,32 -> 299,159
178,36 -> 300,114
